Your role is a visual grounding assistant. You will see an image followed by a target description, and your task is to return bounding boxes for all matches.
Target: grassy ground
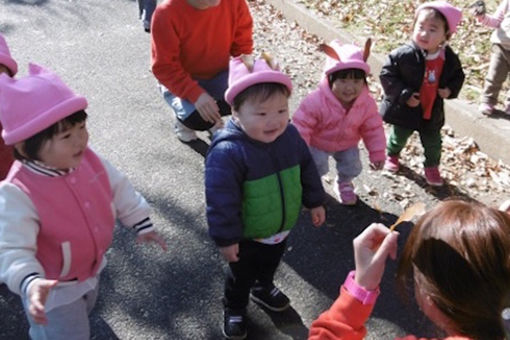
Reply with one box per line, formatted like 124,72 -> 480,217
296,0 -> 502,102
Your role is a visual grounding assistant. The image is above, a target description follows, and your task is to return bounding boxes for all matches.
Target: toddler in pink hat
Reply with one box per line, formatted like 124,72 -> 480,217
0,64 -> 167,339
0,33 -> 18,180
293,39 -> 386,205
205,54 -> 326,339
380,0 -> 465,187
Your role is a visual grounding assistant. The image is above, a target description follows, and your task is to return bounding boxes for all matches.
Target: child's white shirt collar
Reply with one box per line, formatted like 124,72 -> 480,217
22,159 -> 75,177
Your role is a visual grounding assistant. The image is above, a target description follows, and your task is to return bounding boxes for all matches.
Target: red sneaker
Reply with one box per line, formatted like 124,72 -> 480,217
424,167 -> 444,186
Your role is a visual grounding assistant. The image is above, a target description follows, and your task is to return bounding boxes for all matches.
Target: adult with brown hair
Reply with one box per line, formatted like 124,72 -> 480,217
309,200 -> 510,339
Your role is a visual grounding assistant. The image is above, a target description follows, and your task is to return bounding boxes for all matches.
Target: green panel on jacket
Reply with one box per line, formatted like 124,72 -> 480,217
242,165 -> 303,239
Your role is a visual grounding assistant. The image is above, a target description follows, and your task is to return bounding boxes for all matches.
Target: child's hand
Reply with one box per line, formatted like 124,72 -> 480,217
194,92 -> 221,124
310,206 -> 326,227
437,87 -> 451,99
353,223 -> 399,290
406,93 -> 420,107
136,231 -> 168,251
370,161 -> 385,170
27,278 -> 58,325
219,243 -> 239,262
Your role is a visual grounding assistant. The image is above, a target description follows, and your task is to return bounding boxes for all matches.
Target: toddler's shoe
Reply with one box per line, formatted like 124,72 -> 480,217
479,103 -> 494,116
223,307 -> 247,340
250,284 -> 290,312
424,166 -> 444,186
383,155 -> 400,172
335,181 -> 358,205
174,120 -> 198,142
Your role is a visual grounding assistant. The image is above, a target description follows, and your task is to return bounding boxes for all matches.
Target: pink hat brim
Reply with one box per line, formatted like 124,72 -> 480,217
225,70 -> 292,105
2,95 -> 87,145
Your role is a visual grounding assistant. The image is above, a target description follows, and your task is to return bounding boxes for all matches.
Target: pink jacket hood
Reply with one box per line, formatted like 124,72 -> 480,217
292,78 -> 386,163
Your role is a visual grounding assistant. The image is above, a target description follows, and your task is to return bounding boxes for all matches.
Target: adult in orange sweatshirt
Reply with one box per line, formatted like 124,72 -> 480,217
151,0 -> 253,142
309,200 -> 510,340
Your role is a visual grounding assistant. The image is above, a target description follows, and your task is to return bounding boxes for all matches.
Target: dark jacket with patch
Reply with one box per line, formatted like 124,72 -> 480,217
379,42 -> 464,131
205,119 -> 325,247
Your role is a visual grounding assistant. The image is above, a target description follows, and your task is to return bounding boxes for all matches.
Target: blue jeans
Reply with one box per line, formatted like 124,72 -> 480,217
138,0 -> 157,28
160,70 -> 231,130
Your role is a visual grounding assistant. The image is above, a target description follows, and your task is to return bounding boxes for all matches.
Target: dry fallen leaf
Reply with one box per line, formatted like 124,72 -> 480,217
389,202 -> 426,232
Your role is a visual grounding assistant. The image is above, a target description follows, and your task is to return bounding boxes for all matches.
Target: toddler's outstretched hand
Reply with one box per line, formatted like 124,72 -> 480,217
370,161 -> 385,170
194,92 -> 221,124
353,223 -> 399,290
27,278 -> 58,325
310,206 -> 326,227
406,92 -> 420,107
437,87 -> 451,99
136,231 -> 168,251
219,243 -> 239,262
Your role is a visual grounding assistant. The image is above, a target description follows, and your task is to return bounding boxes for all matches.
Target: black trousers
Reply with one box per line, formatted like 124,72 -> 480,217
179,100 -> 231,131
224,239 -> 286,310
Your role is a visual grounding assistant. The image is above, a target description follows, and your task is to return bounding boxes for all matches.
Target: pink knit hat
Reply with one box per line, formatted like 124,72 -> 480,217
0,63 -> 88,145
416,1 -> 462,34
0,34 -> 18,76
224,54 -> 292,105
322,39 -> 371,76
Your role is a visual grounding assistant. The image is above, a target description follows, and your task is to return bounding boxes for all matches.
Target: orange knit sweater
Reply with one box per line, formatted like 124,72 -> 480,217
151,0 -> 253,102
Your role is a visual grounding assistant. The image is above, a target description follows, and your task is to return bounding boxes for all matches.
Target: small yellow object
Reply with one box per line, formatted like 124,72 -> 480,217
389,202 -> 426,232
240,54 -> 255,72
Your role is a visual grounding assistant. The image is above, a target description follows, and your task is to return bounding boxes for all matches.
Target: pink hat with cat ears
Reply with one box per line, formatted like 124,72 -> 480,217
225,54 -> 293,105
0,63 -> 88,145
321,39 -> 371,76
416,1 -> 462,34
0,34 -> 18,76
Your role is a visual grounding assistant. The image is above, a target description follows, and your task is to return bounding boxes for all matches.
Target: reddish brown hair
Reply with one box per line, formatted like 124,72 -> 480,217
397,199 -> 510,339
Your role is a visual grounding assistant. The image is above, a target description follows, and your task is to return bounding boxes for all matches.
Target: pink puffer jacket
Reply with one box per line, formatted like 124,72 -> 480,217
292,78 -> 386,163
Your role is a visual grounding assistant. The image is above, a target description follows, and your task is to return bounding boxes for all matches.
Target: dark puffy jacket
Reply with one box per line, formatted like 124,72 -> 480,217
379,42 -> 464,131
205,119 -> 325,247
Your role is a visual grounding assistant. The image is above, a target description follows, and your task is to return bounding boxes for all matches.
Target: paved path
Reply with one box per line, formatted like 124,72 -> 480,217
0,0 -> 476,339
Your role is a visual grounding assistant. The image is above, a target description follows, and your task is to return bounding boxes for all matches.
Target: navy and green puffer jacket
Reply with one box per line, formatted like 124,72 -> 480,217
205,119 -> 325,247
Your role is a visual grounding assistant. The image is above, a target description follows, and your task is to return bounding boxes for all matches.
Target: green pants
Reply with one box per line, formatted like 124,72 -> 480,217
386,125 -> 442,167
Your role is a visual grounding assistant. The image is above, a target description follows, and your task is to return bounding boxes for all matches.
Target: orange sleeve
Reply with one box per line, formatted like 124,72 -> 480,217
309,286 -> 374,340
151,3 -> 203,103
230,0 -> 253,57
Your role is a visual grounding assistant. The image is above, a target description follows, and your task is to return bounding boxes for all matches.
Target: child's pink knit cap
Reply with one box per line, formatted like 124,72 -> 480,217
416,1 -> 462,34
323,40 -> 370,76
0,63 -> 88,145
0,34 -> 18,76
224,55 -> 293,105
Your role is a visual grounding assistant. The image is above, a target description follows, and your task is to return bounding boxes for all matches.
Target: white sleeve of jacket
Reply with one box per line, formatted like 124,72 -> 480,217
100,156 -> 154,235
0,182 -> 44,295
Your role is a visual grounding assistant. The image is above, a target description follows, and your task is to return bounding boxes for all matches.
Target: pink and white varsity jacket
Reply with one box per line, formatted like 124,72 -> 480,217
0,148 -> 153,295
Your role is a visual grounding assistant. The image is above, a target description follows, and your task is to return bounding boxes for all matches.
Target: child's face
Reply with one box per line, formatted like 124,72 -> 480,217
37,121 -> 89,170
412,10 -> 447,53
187,0 -> 221,9
233,92 -> 289,143
331,76 -> 364,108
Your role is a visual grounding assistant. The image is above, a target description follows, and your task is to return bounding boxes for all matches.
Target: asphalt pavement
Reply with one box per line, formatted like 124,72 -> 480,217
0,0 -> 472,339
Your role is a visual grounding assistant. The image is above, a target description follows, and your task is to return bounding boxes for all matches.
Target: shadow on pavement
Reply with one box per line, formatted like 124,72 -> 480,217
397,165 -> 475,201
284,195 -> 437,338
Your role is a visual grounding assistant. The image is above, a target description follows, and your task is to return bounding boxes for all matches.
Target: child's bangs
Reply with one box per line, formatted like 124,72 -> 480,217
335,68 -> 366,80
55,110 -> 88,133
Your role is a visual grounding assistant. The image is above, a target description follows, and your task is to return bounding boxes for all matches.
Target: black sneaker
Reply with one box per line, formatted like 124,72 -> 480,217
223,308 -> 247,339
250,285 -> 290,312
